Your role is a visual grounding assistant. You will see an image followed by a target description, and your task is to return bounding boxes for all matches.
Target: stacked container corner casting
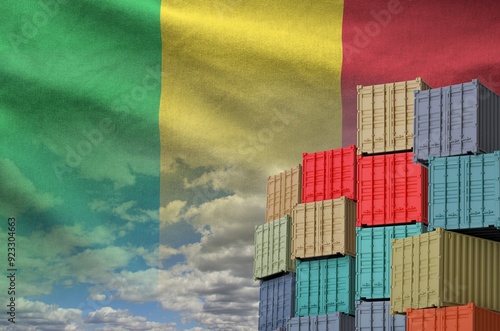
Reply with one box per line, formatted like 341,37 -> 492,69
413,79 -> 500,165
266,165 -> 302,223
357,77 -> 431,155
357,152 -> 428,226
254,215 -> 295,280
292,197 -> 356,260
259,272 -> 296,331
302,145 -> 357,203
390,228 -> 500,315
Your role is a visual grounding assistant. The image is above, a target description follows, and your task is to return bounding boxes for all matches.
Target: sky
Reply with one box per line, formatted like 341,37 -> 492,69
0,1 -> 343,330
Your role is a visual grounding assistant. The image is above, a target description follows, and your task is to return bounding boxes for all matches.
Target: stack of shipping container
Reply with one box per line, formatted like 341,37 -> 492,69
254,78 -> 500,331
390,79 -> 500,329
354,78 -> 430,330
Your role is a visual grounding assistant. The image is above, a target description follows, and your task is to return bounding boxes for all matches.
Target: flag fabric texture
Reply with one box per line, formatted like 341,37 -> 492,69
1,1 -> 500,330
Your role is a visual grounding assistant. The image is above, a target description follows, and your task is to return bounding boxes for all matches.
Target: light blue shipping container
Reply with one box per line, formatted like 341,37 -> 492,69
429,152 -> 500,240
413,79 -> 500,165
287,313 -> 354,331
295,256 -> 355,317
355,224 -> 427,300
355,300 -> 406,331
259,272 -> 296,331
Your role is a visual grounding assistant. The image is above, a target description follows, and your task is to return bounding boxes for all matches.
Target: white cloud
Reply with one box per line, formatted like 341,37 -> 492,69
0,298 -> 84,330
160,200 -> 187,226
87,307 -> 178,331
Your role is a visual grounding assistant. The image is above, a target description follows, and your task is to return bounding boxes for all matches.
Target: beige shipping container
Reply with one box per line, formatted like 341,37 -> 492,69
391,228 -> 500,315
266,165 -> 301,223
292,197 -> 356,259
357,77 -> 431,155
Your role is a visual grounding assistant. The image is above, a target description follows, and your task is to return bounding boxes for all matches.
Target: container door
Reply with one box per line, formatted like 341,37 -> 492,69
428,88 -> 446,158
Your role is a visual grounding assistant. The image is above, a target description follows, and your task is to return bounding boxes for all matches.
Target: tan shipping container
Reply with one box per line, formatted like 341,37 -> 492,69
391,228 -> 500,315
292,197 -> 356,259
266,165 -> 301,223
357,77 -> 431,155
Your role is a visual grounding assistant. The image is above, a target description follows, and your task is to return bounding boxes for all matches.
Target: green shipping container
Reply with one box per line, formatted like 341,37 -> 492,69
295,256 -> 355,316
254,215 -> 295,279
391,228 -> 500,314
356,223 -> 427,300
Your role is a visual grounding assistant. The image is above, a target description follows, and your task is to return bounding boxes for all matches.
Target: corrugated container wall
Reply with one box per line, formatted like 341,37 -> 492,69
302,145 -> 357,202
357,152 -> 428,226
296,256 -> 355,317
429,152 -> 500,240
292,197 -> 356,260
355,300 -> 406,331
254,216 -> 295,280
407,303 -> 500,331
259,272 -> 296,331
414,79 -> 500,165
266,165 -> 302,222
356,224 -> 427,300
287,313 -> 355,331
391,228 -> 500,314
357,77 -> 431,155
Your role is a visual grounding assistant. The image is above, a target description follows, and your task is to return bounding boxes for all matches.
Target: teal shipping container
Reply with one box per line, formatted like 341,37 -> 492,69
254,215 -> 295,279
429,152 -> 500,241
295,256 -> 355,316
355,223 -> 427,300
356,223 -> 427,300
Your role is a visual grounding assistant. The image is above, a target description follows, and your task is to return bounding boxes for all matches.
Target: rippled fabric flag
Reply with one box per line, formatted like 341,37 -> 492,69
1,1 -> 500,330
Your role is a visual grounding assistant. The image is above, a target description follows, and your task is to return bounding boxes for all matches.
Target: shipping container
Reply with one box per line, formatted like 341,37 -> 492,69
292,197 -> 356,260
355,300 -> 406,331
302,145 -> 357,202
287,313 -> 355,331
357,78 -> 431,155
254,216 -> 295,279
356,223 -> 427,300
266,165 -> 302,223
406,303 -> 500,331
414,79 -> 500,165
391,228 -> 500,314
429,152 -> 500,240
296,256 -> 355,316
357,152 -> 428,226
259,272 -> 296,331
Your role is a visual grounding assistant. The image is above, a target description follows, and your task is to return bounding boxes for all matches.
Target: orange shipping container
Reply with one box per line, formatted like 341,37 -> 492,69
407,303 -> 500,331
292,197 -> 356,259
266,165 -> 302,223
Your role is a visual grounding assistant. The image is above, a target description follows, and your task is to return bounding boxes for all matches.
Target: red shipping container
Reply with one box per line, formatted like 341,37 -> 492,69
407,303 -> 500,331
302,145 -> 357,203
357,152 -> 427,226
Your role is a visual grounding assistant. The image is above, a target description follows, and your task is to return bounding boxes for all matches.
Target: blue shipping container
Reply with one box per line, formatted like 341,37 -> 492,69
413,79 -> 500,165
356,224 -> 427,300
296,256 -> 355,316
287,313 -> 354,331
259,272 -> 296,331
429,152 -> 500,238
355,300 -> 406,331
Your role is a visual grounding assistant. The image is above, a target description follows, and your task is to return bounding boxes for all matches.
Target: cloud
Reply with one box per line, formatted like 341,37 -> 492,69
160,200 -> 187,226
0,298 -> 84,331
0,158 -> 62,216
86,307 -> 178,331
